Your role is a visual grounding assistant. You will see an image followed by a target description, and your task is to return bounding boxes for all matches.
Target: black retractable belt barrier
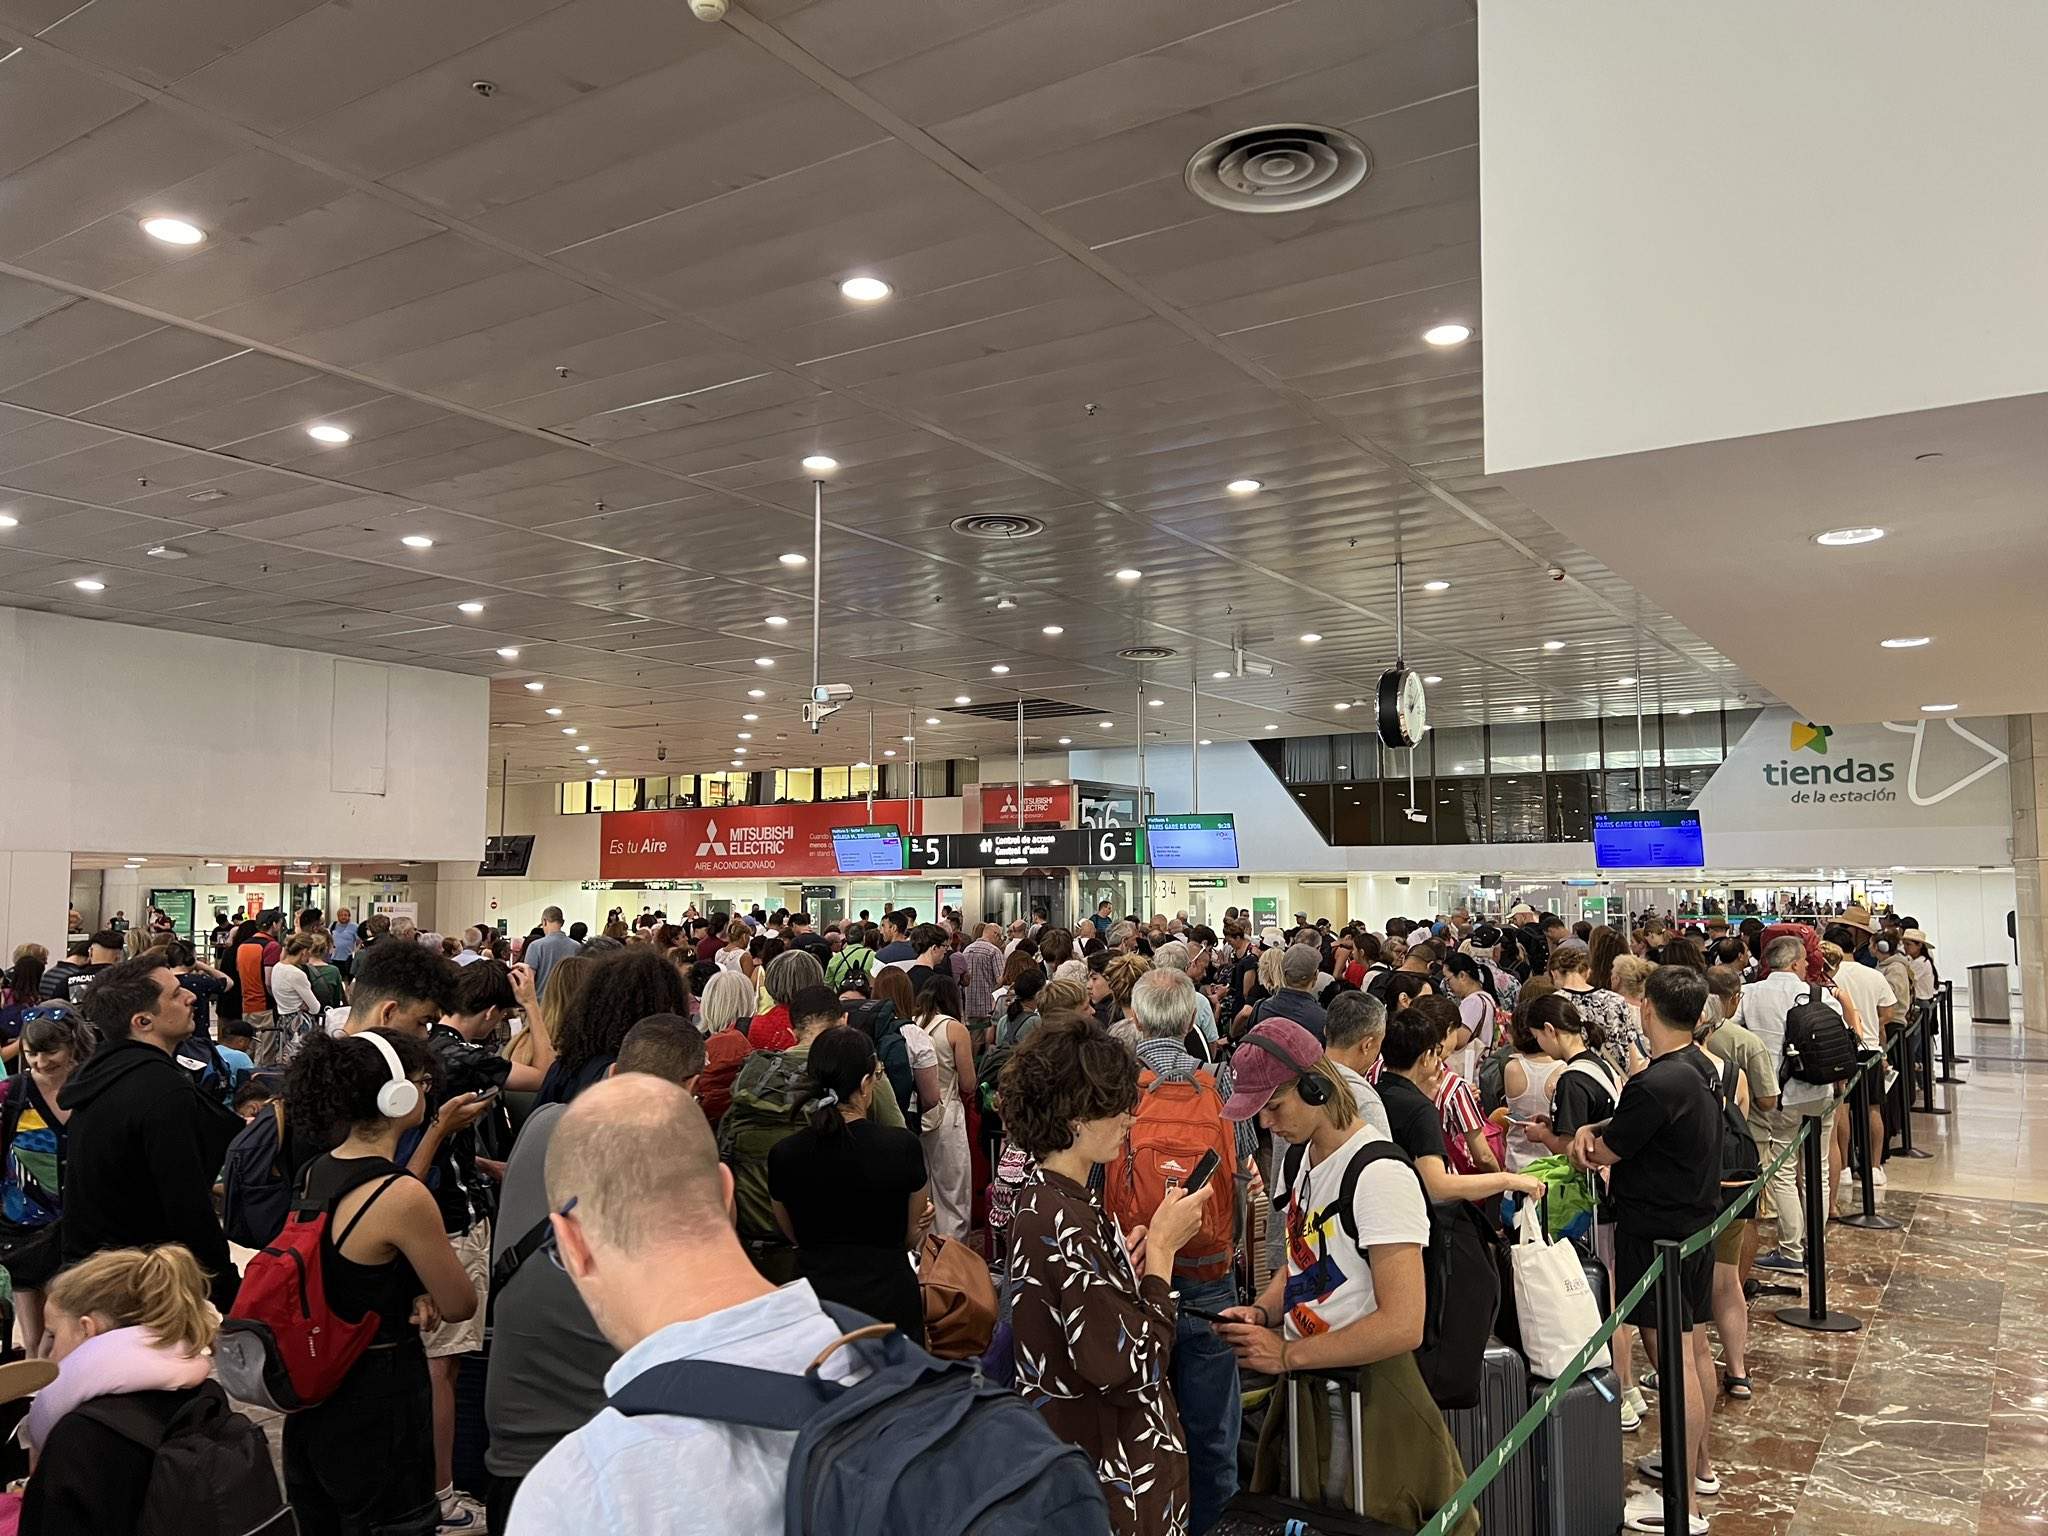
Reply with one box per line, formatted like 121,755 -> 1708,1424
1837,1053 -> 1900,1232
1653,1238 -> 1689,1536
1889,1022 -> 1934,1161
1775,1122 -> 1863,1334
1917,1003 -> 1948,1115
1935,981 -> 1968,1082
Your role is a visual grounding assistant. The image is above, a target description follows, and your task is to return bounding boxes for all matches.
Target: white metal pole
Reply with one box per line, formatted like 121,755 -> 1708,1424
1016,697 -> 1025,831
1190,659 -> 1200,813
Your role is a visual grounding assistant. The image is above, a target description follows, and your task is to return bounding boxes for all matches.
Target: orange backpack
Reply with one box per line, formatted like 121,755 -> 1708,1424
1104,1068 -> 1236,1282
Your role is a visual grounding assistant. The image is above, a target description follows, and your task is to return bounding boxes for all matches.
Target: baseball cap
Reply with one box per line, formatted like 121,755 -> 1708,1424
1281,944 -> 1319,986
1507,903 -> 1537,922
1222,1018 -> 1325,1121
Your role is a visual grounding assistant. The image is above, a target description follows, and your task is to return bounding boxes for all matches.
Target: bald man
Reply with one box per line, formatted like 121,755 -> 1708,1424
507,1076 -> 860,1535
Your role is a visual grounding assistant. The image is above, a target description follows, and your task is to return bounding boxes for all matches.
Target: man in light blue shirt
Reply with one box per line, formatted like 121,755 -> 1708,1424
329,906 -> 360,975
507,1074 -> 858,1536
521,906 -> 582,999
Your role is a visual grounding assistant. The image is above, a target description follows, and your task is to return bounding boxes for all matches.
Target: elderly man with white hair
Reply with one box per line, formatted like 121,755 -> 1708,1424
1737,934 -> 1846,1274
1148,939 -> 1217,1053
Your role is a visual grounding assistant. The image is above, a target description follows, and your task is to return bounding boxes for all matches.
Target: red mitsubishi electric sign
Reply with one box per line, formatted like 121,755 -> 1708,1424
600,800 -> 912,880
979,784 -> 1072,827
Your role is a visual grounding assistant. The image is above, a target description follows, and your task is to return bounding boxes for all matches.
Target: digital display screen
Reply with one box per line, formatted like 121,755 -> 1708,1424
831,824 -> 905,873
1144,813 -> 1240,870
479,835 -> 535,877
1593,812 -> 1706,869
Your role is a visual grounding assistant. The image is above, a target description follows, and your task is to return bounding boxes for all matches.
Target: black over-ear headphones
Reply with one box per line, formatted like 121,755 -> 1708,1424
1238,1032 -> 1329,1106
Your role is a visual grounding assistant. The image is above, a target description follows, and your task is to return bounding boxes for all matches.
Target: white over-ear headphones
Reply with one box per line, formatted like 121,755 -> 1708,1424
358,1031 -> 420,1119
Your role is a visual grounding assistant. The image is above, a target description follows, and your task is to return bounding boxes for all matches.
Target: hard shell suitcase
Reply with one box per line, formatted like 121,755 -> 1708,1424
1443,1341 -> 1536,1536
1218,1375 -> 1408,1536
1530,1366 -> 1624,1536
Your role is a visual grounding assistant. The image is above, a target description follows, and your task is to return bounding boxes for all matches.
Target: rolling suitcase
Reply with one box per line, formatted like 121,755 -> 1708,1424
1443,1341 -> 1536,1536
1217,1373 -> 1408,1536
1530,1366 -> 1624,1536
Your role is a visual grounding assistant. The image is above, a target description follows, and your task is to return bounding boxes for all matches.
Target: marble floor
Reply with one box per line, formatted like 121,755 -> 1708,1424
1623,1019 -> 2048,1535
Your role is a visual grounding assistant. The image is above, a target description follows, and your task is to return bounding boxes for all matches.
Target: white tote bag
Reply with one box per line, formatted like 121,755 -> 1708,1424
1510,1199 -> 1611,1379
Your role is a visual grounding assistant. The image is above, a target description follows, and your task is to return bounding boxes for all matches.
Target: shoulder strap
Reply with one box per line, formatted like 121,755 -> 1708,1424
1327,1141 -> 1418,1245
1276,1140 -> 1306,1210
332,1172 -> 406,1249
607,1359 -> 842,1430
491,1215 -> 554,1295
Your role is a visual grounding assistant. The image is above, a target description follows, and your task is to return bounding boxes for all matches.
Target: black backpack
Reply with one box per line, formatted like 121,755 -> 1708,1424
608,1301 -> 1105,1536
72,1382 -> 293,1535
1781,983 -> 1859,1084
220,1101 -> 295,1250
1280,1140 -> 1500,1410
1713,1056 -> 1762,1187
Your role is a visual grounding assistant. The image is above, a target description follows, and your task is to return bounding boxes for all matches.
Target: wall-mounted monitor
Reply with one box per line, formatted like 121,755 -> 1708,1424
1144,813 -> 1240,871
831,824 -> 905,873
1593,811 -> 1705,869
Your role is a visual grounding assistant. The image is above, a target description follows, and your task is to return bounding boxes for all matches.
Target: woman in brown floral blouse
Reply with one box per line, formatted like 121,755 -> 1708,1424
1001,1011 -> 1215,1536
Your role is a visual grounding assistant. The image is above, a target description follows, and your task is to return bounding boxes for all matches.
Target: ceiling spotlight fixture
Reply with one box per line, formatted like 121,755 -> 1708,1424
1334,702 -> 1351,711
1422,322 -> 1472,347
1422,674 -> 1442,685
1200,738 -> 1213,746
1513,704 -> 1530,714
1542,640 -> 1566,652
575,743 -> 590,753
839,276 -> 891,302
734,746 -> 748,754
306,423 -> 352,445
141,216 -> 205,245
754,657 -> 775,668
748,688 -> 766,699
995,596 -> 1016,611
990,664 -> 1010,674
1814,526 -> 1885,547
1678,707 -> 1696,716
73,578 -> 106,592
1113,568 -> 1142,583
778,552 -> 807,567
562,727 -> 577,736
457,601 -> 485,615
524,681 -> 544,692
1227,478 -> 1263,495
1212,669 -> 1230,680
1880,636 -> 1931,649
595,770 -> 609,778
1616,676 -> 1637,687
1264,723 -> 1279,731
925,716 -> 939,726
1148,698 -> 1164,707
401,534 -> 433,549
800,454 -> 838,472
545,707 -> 563,716
883,749 -> 897,757
737,732 -> 752,741
1421,579 -> 1451,593
1921,702 -> 1959,713
495,647 -> 520,659
1058,736 -> 1073,745
900,735 -> 915,744
1097,721 -> 1113,729
0,514 -> 16,528
764,615 -> 789,627
1041,624 -> 1063,636
1299,632 -> 1322,644
953,695 -> 972,705
742,712 -> 759,722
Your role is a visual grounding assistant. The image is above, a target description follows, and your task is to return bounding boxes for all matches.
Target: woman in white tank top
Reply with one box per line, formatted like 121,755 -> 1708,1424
1502,1038 -> 1564,1172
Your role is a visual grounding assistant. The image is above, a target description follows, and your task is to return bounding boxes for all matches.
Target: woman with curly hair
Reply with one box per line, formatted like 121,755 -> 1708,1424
1103,951 -> 1151,1051
1001,1011 -> 1211,1536
536,949 -> 691,1107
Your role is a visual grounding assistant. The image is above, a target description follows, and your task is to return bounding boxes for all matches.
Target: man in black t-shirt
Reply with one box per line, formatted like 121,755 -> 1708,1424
1570,966 -> 1722,1532
1375,1008 -> 1544,1206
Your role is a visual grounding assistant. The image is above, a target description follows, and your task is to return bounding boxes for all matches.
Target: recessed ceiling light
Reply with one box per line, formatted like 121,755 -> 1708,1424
496,647 -> 520,659
1098,721 -> 1114,729
1041,624 -> 1064,636
995,596 -> 1016,611
1814,526 -> 1885,547
953,694 -> 972,705
1334,702 -> 1351,711
1264,723 -> 1279,731
1300,632 -> 1322,644
1678,707 -> 1696,716
839,276 -> 891,302
1422,674 -> 1442,685
1423,323 -> 1472,347
575,743 -> 590,753
457,601 -> 485,615
1880,636 -> 1931,649
1513,704 -> 1530,714
562,727 -> 577,736
1199,738 -> 1213,746
595,770 -> 609,777
1212,669 -> 1230,680
748,688 -> 766,699
1148,698 -> 1164,707
778,552 -> 807,567
925,716 -> 939,726
731,760 -> 745,768
754,657 -> 775,668
1058,736 -> 1073,745
742,712 -> 759,722
1616,676 -> 1637,687
990,664 -> 1010,674
524,681 -> 544,692
545,707 -> 563,716
1421,579 -> 1451,593
801,455 -> 838,472
1921,702 -> 1959,713
1542,640 -> 1566,652
72,578 -> 105,592
1227,478 -> 1263,495
401,534 -> 433,549
307,423 -> 352,445
737,732 -> 753,740
900,735 -> 915,743
883,749 -> 897,757
141,216 -> 205,245
735,746 -> 748,754
1113,568 -> 1142,582
0,514 -> 18,529
764,615 -> 789,627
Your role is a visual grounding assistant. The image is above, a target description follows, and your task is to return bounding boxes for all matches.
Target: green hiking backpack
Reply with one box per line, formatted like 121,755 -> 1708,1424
716,1049 -> 811,1248
826,944 -> 876,989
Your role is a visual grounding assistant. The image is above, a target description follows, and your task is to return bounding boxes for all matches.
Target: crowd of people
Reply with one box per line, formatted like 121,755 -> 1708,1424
0,893 -> 1940,1535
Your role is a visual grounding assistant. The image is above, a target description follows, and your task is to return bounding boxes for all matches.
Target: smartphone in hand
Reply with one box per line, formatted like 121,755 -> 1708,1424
1181,1149 -> 1222,1197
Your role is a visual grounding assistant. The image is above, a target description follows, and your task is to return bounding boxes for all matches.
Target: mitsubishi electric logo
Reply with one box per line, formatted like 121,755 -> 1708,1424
1790,721 -> 1833,755
696,819 -> 727,858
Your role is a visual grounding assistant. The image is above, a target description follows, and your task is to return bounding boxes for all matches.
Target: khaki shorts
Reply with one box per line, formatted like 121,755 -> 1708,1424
422,1217 -> 491,1357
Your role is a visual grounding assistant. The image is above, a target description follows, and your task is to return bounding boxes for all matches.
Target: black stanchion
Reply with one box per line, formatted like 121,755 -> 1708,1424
1916,1008 -> 1949,1115
1935,980 -> 1969,1081
1837,1055 -> 1900,1231
1776,1125 -> 1863,1333
1654,1239 -> 1690,1536
1889,1023 -> 1934,1161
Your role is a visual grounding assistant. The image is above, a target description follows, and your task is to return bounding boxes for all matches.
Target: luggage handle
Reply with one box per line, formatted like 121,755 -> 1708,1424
1283,1368 -> 1367,1513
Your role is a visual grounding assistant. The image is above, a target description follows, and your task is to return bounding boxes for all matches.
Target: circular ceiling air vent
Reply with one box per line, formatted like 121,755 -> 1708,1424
951,513 -> 1044,540
1184,123 -> 1370,214
1117,645 -> 1180,663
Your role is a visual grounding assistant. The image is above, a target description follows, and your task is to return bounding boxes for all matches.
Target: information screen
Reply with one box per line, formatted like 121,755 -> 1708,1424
1144,813 -> 1240,870
831,824 -> 905,873
1593,811 -> 1706,869
479,835 -> 536,877
904,827 -> 1143,870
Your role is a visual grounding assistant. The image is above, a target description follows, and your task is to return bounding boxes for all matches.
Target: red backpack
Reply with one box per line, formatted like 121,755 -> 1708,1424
1103,1069 -> 1236,1282
214,1166 -> 406,1413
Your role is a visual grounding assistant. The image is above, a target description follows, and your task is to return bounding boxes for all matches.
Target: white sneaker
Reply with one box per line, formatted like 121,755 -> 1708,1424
439,1495 -> 488,1534
1872,1167 -> 1888,1187
1621,1386 -> 1648,1431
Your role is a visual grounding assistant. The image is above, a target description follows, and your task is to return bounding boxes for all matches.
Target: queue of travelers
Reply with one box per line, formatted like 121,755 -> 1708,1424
0,895 -> 1940,1535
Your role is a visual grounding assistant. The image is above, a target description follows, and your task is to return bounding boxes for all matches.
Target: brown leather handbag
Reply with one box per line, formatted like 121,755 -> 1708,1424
918,1233 -> 997,1359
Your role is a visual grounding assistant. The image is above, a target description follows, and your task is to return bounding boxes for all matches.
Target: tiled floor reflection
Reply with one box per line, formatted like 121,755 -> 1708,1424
1624,1031 -> 2048,1535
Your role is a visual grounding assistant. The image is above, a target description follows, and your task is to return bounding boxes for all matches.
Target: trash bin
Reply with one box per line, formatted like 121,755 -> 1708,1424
1967,963 -> 2011,1023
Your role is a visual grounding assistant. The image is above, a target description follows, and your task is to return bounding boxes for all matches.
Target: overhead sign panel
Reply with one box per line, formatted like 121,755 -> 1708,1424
905,827 -> 1143,870
1145,813 -> 1240,870
831,824 -> 905,873
1593,811 -> 1706,869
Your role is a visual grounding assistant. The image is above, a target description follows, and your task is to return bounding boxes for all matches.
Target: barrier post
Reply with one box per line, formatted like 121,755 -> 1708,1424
1775,1123 -> 1863,1333
1837,1055 -> 1900,1231
1653,1238 -> 1689,1536
1889,1022 -> 1933,1161
1916,1007 -> 1948,1115
1935,980 -> 1968,1080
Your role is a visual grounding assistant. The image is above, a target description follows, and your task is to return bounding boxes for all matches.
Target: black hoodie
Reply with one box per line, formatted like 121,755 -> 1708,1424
59,1037 -> 244,1310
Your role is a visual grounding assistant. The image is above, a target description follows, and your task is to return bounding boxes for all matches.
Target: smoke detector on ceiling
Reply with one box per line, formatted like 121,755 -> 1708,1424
1185,124 -> 1370,214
